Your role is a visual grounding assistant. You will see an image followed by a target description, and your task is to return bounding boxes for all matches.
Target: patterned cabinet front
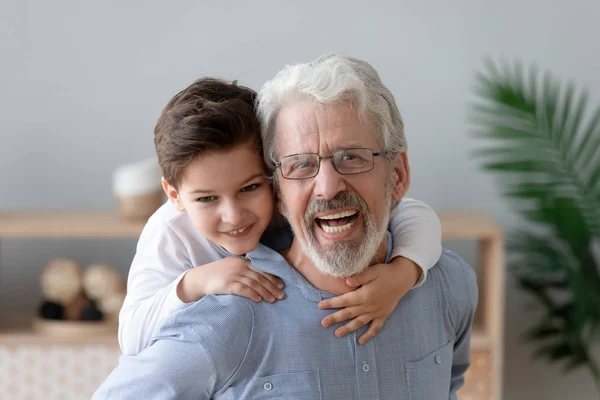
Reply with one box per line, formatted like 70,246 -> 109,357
0,345 -> 120,400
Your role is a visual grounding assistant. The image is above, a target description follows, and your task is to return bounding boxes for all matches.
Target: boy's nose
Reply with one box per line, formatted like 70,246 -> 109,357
222,200 -> 247,226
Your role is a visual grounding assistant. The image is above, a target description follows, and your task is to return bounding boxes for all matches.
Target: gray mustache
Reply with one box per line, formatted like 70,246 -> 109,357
305,192 -> 367,220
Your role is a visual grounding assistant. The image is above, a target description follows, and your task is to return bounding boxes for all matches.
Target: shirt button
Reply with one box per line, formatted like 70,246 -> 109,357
435,356 -> 442,364
263,382 -> 273,391
362,363 -> 370,372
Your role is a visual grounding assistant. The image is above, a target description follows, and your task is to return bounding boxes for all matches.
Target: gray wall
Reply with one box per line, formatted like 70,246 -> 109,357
1,0 -> 599,398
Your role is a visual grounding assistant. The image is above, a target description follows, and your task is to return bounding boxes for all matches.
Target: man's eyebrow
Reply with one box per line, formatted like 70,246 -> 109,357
188,173 -> 265,194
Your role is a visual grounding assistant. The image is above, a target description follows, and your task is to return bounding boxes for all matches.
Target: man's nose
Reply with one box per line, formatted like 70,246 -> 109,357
313,159 -> 347,199
221,199 -> 247,226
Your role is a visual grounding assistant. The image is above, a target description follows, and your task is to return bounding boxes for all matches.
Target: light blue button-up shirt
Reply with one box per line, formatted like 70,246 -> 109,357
93,236 -> 477,400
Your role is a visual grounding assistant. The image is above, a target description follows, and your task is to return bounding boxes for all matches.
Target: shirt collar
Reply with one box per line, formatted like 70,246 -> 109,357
246,231 -> 393,303
212,242 -> 235,259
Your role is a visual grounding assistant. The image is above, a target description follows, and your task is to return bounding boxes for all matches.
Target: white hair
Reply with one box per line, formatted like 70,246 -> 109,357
257,53 -> 407,170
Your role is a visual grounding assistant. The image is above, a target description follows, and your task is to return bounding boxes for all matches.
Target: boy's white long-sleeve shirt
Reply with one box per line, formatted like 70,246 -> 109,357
118,198 -> 442,356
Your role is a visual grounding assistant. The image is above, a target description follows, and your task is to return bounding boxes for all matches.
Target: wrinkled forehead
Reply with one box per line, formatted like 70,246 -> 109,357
274,101 -> 379,158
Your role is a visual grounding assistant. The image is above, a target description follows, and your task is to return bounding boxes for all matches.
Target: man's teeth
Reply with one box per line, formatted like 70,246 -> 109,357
229,226 -> 248,235
317,210 -> 357,220
320,219 -> 356,233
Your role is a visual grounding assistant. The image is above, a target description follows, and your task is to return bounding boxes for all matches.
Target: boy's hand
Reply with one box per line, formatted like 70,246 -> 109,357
178,257 -> 285,303
317,257 -> 420,345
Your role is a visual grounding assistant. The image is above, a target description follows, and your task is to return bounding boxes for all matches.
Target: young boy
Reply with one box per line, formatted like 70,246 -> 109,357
118,78 -> 442,356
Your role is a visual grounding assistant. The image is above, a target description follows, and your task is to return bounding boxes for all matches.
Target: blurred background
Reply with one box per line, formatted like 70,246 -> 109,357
1,0 -> 599,399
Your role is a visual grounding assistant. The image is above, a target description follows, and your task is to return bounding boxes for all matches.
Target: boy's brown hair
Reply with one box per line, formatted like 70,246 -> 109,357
154,78 -> 262,189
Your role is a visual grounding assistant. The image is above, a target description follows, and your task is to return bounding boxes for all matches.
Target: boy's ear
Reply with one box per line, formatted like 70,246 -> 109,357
391,152 -> 410,201
162,177 -> 185,212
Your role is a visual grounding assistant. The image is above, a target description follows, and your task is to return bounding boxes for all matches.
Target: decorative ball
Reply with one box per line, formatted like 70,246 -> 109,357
41,258 -> 83,306
83,264 -> 125,301
98,292 -> 126,317
39,301 -> 64,320
64,293 -> 91,321
81,303 -> 104,321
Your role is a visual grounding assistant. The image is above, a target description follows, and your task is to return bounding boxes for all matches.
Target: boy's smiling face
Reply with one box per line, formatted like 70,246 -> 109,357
163,142 -> 274,255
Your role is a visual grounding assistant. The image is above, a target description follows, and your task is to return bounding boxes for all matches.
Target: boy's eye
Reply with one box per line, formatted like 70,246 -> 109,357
241,183 -> 260,193
197,196 -> 217,203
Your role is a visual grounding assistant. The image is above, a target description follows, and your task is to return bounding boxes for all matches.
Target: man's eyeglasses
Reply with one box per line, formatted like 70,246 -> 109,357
274,148 -> 387,180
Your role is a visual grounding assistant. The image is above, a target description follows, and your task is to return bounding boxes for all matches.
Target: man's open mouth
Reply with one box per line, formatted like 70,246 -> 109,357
314,210 -> 359,233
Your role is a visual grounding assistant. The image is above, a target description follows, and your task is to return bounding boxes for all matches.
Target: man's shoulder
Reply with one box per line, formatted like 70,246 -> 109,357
159,294 -> 256,341
434,248 -> 476,275
143,295 -> 258,393
422,249 -> 478,310
152,295 -> 256,372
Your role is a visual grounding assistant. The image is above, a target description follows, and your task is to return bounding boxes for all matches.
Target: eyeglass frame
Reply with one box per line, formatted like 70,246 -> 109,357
274,147 -> 389,180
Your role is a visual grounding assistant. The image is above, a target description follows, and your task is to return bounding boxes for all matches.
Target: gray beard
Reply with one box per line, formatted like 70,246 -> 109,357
284,187 -> 392,278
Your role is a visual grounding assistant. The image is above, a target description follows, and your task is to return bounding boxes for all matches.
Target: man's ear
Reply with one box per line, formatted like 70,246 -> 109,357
391,152 -> 410,201
162,177 -> 185,212
272,183 -> 285,216
277,193 -> 286,217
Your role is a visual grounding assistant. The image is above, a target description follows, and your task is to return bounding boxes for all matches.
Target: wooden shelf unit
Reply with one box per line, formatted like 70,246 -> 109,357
0,211 -> 144,237
0,210 -> 505,400
439,211 -> 505,400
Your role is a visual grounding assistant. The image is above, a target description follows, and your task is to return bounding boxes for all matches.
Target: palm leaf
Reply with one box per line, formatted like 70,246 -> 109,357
471,60 -> 600,237
471,58 -> 600,388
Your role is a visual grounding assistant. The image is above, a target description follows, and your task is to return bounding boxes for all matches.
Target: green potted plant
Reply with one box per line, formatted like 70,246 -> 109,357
470,58 -> 600,391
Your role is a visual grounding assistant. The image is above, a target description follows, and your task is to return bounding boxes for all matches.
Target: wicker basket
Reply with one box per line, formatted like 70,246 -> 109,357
116,189 -> 164,220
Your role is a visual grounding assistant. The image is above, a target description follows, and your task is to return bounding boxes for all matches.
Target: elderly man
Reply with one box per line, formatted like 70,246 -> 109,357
93,54 -> 477,400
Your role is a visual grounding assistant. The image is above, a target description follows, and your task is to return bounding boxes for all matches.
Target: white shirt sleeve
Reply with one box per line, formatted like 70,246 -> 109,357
388,197 -> 442,287
118,215 -> 194,356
